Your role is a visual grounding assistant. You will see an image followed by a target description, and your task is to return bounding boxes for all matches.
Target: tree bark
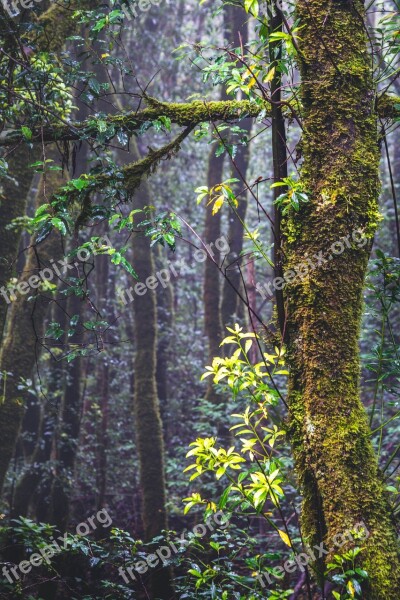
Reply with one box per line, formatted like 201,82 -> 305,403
0,152 -> 66,495
285,0 -> 400,597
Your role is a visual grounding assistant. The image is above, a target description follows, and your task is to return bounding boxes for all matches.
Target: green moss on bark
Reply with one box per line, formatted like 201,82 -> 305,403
284,0 -> 400,597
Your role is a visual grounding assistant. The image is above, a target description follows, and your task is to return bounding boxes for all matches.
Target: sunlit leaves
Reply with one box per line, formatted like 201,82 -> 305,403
182,492 -> 207,514
201,325 -> 287,400
247,465 -> 285,508
195,179 -> 239,215
244,0 -> 259,18
184,325 -> 288,524
185,438 -> 245,482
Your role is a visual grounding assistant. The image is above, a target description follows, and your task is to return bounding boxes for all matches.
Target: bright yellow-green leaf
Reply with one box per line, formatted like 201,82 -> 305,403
263,67 -> 276,83
244,0 -> 259,17
245,339 -> 253,354
347,580 -> 355,598
278,529 -> 292,547
212,195 -> 225,215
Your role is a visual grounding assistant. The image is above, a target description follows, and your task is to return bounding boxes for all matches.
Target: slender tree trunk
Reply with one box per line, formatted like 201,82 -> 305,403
221,5 -> 251,328
268,0 -> 288,339
285,1 -> 400,596
155,249 -> 174,437
129,140 -> 175,599
49,291 -> 83,531
94,252 -> 114,514
203,145 -> 225,405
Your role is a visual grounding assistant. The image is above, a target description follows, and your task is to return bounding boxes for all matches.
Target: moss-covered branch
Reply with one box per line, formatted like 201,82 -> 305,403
0,98 -> 268,146
50,125 -> 195,226
123,124 -> 194,194
1,94 -> 399,148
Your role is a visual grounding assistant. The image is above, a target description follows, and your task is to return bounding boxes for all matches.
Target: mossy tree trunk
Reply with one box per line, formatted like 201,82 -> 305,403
285,0 -> 400,597
129,141 -> 174,599
12,298 -> 68,518
0,0 -> 92,499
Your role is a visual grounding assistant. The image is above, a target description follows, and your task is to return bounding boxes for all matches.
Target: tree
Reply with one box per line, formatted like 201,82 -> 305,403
129,141 -> 175,599
285,0 -> 400,596
0,152 -> 67,494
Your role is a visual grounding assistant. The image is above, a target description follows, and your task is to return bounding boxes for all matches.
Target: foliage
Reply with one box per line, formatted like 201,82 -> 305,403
271,176 -> 309,215
326,547 -> 369,600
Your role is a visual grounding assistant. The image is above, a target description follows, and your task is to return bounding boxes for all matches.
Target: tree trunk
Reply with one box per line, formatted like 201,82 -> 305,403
129,140 -> 175,599
285,0 -> 400,597
203,145 -> 225,405
221,5 -> 251,328
155,248 -> 174,438
49,291 -> 83,531
0,147 -> 39,341
0,153 -> 66,495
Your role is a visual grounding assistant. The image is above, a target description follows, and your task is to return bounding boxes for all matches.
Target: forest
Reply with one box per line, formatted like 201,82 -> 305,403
0,0 -> 400,598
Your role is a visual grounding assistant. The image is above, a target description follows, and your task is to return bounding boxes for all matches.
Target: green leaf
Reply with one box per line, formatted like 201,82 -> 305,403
244,0 -> 259,16
71,178 -> 90,191
354,568 -> 368,579
21,126 -> 32,141
36,222 -> 53,243
119,256 -> 138,279
51,217 -> 67,235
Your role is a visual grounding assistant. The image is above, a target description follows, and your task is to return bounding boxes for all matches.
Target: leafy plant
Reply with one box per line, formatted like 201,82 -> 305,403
271,176 -> 309,215
326,547 -> 368,599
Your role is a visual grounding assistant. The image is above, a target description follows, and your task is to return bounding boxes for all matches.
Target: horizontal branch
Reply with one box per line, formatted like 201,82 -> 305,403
0,98 -> 269,146
1,94 -> 398,149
